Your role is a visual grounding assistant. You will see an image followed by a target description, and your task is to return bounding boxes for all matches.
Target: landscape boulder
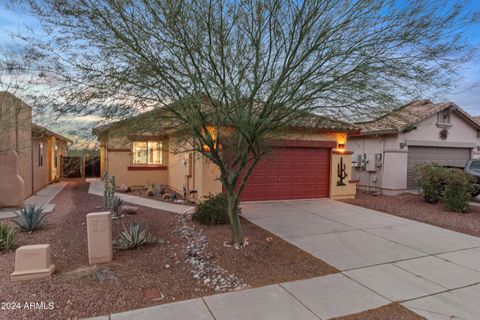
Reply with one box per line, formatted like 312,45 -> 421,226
119,184 -> 129,192
154,184 -> 165,195
120,205 -> 140,215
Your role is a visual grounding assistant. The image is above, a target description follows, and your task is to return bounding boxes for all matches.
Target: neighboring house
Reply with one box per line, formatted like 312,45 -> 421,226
0,92 -> 71,208
348,100 -> 480,195
93,110 -> 359,202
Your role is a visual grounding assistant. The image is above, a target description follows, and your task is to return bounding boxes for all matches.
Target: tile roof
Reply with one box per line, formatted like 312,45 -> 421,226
93,108 -> 359,135
474,115 -> 480,124
32,123 -> 73,143
356,100 -> 480,135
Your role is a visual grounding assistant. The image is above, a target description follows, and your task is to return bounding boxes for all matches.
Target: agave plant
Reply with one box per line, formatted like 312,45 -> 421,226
0,222 -> 16,252
14,205 -> 49,233
114,223 -> 157,250
111,196 -> 123,219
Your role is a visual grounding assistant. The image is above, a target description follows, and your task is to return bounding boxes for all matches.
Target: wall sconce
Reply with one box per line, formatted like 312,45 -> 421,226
399,142 -> 405,149
337,143 -> 345,153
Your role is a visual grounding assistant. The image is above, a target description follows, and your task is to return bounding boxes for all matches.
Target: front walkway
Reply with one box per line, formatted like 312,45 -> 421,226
87,179 -> 193,214
86,199 -> 480,320
0,182 -> 67,219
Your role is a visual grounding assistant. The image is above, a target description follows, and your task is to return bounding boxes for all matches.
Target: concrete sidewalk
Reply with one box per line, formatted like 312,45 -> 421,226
88,179 -> 193,214
0,182 -> 67,219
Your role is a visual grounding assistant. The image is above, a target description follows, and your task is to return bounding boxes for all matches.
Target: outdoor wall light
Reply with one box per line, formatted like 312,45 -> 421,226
337,143 -> 345,152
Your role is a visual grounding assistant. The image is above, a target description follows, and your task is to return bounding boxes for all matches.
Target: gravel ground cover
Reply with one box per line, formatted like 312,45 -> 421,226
0,179 -> 336,320
332,303 -> 425,320
344,191 -> 480,237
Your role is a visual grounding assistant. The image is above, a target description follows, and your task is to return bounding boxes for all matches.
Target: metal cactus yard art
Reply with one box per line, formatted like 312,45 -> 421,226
337,157 -> 348,186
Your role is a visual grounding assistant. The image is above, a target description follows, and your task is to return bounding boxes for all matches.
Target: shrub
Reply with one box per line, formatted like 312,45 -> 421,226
418,164 -> 447,203
14,205 -> 48,233
441,169 -> 475,213
0,223 -> 16,252
114,223 -> 157,249
192,193 -> 236,225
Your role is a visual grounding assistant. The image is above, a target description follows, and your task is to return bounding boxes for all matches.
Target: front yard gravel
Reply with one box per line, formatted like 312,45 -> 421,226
344,192 -> 480,237
0,180 -> 336,320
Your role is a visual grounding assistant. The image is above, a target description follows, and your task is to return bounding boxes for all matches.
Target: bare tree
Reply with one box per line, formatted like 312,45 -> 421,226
22,0 -> 478,245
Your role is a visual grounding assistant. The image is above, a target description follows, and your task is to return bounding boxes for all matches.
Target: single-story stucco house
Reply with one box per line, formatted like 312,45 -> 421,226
93,109 -> 359,202
347,99 -> 480,195
0,92 -> 71,208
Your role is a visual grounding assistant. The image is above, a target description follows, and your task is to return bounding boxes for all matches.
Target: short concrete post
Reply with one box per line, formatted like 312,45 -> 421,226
87,211 -> 113,265
11,244 -> 55,281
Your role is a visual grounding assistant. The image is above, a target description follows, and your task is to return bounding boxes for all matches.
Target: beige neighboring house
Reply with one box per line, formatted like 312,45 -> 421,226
348,99 -> 480,195
93,109 -> 359,202
0,92 -> 71,208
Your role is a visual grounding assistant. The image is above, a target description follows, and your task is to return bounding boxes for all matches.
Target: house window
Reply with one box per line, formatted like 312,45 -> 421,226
132,141 -> 163,164
38,143 -> 44,167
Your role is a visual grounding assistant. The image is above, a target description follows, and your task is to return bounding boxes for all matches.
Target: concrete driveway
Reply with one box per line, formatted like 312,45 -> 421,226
241,199 -> 480,319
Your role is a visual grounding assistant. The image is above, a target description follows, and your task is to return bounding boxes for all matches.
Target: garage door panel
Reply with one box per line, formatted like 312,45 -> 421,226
240,147 -> 330,201
407,146 -> 470,189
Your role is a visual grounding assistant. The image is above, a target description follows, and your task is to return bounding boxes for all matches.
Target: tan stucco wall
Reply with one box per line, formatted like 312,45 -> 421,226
0,151 -> 24,207
330,152 -> 356,200
0,93 -> 32,205
106,151 -> 169,187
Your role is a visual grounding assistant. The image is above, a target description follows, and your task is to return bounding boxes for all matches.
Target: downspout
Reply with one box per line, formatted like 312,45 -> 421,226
192,151 -> 196,200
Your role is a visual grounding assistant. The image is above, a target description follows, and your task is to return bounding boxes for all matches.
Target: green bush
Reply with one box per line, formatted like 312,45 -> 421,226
114,223 -> 157,249
14,205 -> 49,233
418,165 -> 447,203
441,169 -> 475,213
192,193 -> 235,225
0,223 -> 16,252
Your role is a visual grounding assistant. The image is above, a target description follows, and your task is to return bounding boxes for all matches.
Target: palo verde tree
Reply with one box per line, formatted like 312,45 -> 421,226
22,0 -> 478,246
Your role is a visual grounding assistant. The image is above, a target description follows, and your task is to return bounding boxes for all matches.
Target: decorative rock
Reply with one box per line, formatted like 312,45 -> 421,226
154,184 -> 165,195
174,212 -> 248,293
266,236 -> 273,243
120,205 -> 140,215
119,183 -> 129,192
162,193 -> 172,201
165,264 -> 171,269
95,268 -> 117,282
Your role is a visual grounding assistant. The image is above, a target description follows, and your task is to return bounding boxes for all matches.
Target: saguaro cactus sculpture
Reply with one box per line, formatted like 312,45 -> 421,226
337,157 -> 348,186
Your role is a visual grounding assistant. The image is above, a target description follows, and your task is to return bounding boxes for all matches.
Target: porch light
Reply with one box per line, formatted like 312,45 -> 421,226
337,143 -> 345,153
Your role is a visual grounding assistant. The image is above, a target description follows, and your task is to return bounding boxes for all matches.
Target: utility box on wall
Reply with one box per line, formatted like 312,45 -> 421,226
86,211 -> 113,265
366,154 -> 377,172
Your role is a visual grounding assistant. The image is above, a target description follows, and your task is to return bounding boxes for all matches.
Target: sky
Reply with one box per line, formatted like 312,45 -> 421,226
0,0 -> 479,140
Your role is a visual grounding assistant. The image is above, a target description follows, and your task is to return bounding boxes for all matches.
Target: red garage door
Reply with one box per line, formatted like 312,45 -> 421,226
240,147 -> 330,201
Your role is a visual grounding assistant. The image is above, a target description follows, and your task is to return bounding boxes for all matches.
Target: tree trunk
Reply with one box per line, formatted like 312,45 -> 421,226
226,190 -> 243,246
